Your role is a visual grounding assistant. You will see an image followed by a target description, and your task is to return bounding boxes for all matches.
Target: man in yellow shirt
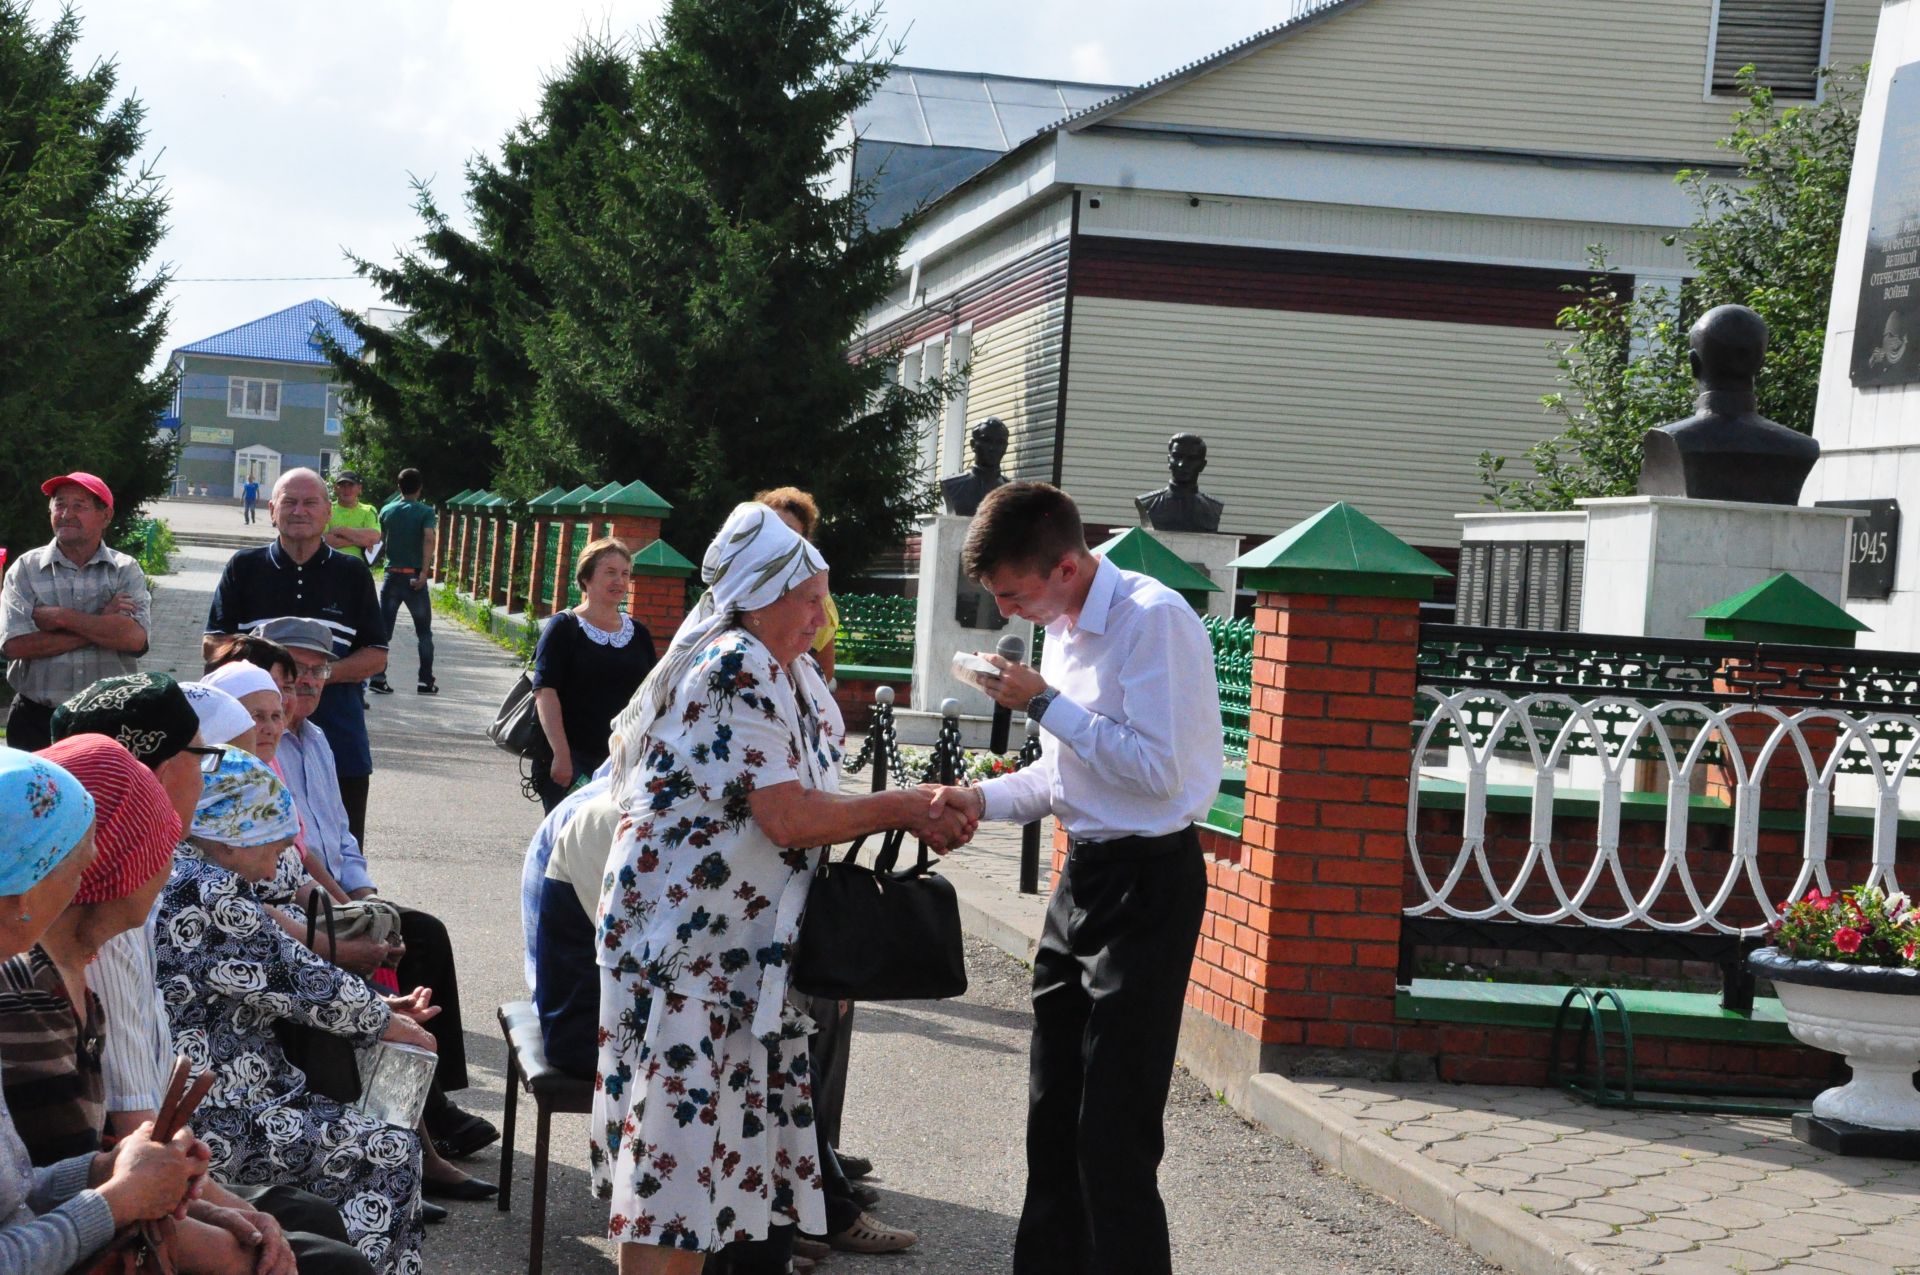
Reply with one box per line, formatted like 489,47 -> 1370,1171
322,471 -> 381,560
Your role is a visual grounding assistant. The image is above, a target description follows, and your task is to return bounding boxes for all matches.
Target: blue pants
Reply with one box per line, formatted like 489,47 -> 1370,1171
379,571 -> 435,684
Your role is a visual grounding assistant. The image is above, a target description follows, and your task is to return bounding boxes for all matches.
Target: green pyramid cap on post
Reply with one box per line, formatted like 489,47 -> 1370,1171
1093,527 -> 1222,608
630,540 -> 697,578
553,484 -> 600,516
1229,502 -> 1450,599
446,489 -> 474,507
527,486 -> 571,512
592,479 -> 673,518
1693,573 -> 1870,647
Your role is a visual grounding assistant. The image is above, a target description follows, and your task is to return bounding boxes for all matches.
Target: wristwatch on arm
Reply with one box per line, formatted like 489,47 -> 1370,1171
1026,687 -> 1060,723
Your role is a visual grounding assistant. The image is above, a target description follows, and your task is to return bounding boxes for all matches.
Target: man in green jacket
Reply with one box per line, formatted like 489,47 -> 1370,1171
369,467 -> 438,695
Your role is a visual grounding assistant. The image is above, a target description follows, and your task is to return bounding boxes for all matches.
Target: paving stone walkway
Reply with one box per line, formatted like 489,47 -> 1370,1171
1291,1080 -> 1920,1273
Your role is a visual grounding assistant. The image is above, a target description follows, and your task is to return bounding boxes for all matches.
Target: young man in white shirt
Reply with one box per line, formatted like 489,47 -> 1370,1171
932,482 -> 1222,1275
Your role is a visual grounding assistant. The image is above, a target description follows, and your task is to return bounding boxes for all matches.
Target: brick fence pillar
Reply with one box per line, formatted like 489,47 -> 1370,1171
1184,503 -> 1446,1090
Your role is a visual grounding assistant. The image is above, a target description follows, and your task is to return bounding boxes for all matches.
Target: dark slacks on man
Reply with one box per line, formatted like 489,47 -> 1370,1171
975,558 -> 1222,1275
3,698 -> 54,753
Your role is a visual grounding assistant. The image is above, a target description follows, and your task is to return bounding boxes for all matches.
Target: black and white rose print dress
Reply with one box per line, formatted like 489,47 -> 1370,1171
155,846 -> 425,1275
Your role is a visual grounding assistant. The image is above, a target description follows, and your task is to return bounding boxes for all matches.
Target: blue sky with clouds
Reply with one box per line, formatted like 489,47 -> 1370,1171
53,0 -> 1284,363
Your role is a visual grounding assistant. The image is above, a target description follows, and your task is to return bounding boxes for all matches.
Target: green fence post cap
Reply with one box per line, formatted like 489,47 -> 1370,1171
1093,527 -> 1222,603
631,540 -> 697,578
1229,501 -> 1450,599
1693,573 -> 1870,647
445,490 -> 474,507
593,479 -> 674,518
527,486 -> 571,512
553,484 -> 600,516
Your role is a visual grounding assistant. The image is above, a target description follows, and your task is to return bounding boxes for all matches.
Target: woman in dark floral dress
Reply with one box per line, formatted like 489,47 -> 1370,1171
157,747 -> 436,1275
591,503 -> 977,1274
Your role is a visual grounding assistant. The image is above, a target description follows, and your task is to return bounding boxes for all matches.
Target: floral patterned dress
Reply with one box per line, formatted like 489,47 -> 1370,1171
591,628 -> 843,1252
155,846 -> 424,1275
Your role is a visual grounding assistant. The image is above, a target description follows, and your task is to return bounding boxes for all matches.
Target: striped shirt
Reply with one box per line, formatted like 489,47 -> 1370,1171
0,948 -> 105,1165
0,1084 -> 113,1275
88,910 -> 172,1115
0,540 -> 150,706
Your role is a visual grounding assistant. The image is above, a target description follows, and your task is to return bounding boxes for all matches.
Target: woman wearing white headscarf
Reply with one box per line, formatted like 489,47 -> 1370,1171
592,504 -> 974,1274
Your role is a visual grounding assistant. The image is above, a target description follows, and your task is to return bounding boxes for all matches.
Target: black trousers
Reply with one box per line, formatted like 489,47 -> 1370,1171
1013,831 -> 1207,1275
4,696 -> 53,753
393,904 -> 469,1094
338,774 -> 369,849
807,995 -> 854,1152
228,1183 -> 374,1275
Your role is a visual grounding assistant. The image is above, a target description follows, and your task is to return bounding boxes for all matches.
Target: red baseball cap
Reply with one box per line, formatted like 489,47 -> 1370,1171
40,472 -> 114,510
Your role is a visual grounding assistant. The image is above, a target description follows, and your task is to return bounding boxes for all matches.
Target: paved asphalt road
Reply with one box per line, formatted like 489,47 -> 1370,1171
141,540 -> 1497,1274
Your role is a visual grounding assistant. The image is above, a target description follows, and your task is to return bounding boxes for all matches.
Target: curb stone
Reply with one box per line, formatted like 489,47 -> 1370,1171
1243,1073 -> 1638,1275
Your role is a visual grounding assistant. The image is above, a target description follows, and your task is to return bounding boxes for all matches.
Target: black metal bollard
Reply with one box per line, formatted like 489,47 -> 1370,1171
869,685 -> 895,794
1018,716 -> 1043,894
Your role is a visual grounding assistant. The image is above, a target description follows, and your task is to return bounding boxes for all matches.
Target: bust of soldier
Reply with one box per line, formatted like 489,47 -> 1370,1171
941,417 -> 1010,516
1636,304 -> 1820,505
1135,432 -> 1225,533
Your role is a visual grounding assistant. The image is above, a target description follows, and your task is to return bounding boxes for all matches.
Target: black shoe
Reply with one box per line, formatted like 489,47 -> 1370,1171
850,1182 -> 880,1210
424,1174 -> 499,1201
421,1201 -> 448,1224
368,680 -> 394,695
837,1151 -> 873,1180
430,1112 -> 500,1160
415,681 -> 439,695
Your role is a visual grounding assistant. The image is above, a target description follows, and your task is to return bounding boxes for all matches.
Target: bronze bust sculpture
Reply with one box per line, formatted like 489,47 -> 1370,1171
941,418 -> 1010,516
1636,305 -> 1820,505
1135,432 -> 1225,533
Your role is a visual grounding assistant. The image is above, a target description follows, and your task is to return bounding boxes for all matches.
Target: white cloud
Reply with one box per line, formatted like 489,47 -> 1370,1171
48,0 -> 1280,361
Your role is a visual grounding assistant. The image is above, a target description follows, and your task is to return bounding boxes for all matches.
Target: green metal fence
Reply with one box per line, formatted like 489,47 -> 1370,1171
835,594 -> 915,669
1206,615 -> 1254,759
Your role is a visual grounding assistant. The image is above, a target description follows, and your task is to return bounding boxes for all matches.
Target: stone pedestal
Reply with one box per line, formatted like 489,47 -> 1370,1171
1577,496 -> 1859,638
900,513 -> 1034,747
1143,528 -> 1241,617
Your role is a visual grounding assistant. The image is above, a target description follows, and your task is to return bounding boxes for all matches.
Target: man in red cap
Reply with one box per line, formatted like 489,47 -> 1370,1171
0,472 -> 151,751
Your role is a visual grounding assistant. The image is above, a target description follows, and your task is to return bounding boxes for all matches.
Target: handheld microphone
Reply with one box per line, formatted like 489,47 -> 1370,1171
990,633 -> 1026,755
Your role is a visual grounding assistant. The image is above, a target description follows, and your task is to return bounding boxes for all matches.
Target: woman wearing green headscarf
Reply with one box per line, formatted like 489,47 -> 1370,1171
0,745 -> 211,1273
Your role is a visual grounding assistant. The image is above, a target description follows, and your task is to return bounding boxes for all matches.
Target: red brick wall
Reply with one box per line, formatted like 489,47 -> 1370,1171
834,675 -> 911,733
626,575 -> 684,658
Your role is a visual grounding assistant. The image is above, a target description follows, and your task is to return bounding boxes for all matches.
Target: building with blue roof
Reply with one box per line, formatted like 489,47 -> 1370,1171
167,299 -> 363,499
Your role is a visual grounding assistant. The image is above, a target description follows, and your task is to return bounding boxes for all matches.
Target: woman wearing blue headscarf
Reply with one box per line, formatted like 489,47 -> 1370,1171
0,745 -> 210,1274
156,747 -> 433,1275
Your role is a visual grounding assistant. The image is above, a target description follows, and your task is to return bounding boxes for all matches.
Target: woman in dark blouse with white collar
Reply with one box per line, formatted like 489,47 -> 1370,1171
529,539 -> 657,812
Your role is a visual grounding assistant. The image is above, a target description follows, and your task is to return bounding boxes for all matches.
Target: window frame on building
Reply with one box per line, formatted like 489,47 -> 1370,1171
324,385 -> 346,436
1704,0 -> 1835,102
227,376 -> 282,421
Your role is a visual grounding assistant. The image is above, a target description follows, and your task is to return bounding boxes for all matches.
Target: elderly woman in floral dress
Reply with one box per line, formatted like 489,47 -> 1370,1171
156,747 -> 437,1275
591,503 -> 977,1275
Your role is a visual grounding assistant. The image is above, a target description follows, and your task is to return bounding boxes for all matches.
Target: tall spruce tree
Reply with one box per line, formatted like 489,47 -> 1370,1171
523,1 -> 951,575
0,1 -> 175,560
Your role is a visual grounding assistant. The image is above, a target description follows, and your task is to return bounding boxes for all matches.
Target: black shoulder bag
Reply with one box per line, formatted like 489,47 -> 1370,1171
792,827 -> 968,1001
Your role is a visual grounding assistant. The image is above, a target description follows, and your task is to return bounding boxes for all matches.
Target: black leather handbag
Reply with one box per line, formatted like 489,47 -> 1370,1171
792,827 -> 968,1001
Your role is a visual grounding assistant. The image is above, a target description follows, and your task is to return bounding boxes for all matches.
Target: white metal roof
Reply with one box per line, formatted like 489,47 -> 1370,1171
854,66 -> 1125,152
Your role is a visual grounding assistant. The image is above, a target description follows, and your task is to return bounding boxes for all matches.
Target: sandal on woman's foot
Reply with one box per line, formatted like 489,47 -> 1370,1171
829,1212 -> 917,1254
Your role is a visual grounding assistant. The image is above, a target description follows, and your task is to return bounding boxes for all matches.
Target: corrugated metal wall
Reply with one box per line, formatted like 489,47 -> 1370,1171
1116,0 -> 1874,166
961,299 -> 1068,483
1058,297 -> 1563,547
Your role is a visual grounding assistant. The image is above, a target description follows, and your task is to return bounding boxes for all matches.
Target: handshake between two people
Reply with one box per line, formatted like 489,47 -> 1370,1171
901,783 -> 991,853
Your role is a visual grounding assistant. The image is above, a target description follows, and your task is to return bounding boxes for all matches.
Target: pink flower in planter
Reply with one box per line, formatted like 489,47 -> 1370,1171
1835,927 -> 1864,954
1806,890 -> 1833,912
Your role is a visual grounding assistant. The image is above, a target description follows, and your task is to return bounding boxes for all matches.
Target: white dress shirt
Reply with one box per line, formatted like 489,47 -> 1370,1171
980,557 -> 1222,841
88,905 -> 172,1115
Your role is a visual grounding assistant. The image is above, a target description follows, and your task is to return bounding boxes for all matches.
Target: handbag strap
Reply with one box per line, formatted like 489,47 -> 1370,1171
304,893 -> 338,964
830,826 -> 933,878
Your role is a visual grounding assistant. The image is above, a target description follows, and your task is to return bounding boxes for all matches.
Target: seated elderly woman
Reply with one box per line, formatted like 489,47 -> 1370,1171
0,735 -> 372,1275
0,745 -> 210,1275
157,747 -> 434,1275
591,503 -> 976,1275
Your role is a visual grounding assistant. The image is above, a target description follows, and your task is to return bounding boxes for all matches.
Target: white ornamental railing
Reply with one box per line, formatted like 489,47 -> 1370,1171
1405,687 -> 1920,937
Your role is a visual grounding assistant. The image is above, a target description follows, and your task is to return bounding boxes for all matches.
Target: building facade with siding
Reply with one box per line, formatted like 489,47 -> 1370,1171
168,300 -> 361,500
856,0 -> 1875,559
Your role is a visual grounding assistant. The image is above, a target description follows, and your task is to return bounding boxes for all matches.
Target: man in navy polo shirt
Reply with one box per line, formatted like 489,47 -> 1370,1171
203,467 -> 387,844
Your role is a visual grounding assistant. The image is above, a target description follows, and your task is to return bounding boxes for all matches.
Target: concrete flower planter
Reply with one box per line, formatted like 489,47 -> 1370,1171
1751,946 -> 1920,1131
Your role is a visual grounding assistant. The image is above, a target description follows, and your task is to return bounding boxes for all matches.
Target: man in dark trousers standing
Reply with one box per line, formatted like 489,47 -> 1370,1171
930,482 -> 1222,1275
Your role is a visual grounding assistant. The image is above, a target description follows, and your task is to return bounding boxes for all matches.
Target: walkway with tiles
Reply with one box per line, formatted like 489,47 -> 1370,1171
1299,1080 -> 1920,1273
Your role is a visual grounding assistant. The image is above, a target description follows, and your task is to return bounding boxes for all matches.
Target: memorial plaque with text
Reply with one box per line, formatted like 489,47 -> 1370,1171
1816,498 -> 1902,599
1852,66 -> 1920,388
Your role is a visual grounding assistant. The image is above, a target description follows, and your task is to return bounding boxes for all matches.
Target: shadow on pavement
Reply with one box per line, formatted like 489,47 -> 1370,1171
851,1001 -> 1027,1055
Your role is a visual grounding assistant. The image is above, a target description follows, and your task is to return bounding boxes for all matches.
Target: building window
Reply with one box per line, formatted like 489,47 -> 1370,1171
319,450 -> 340,479
1708,0 -> 1831,100
227,376 -> 281,420
325,386 -> 345,435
